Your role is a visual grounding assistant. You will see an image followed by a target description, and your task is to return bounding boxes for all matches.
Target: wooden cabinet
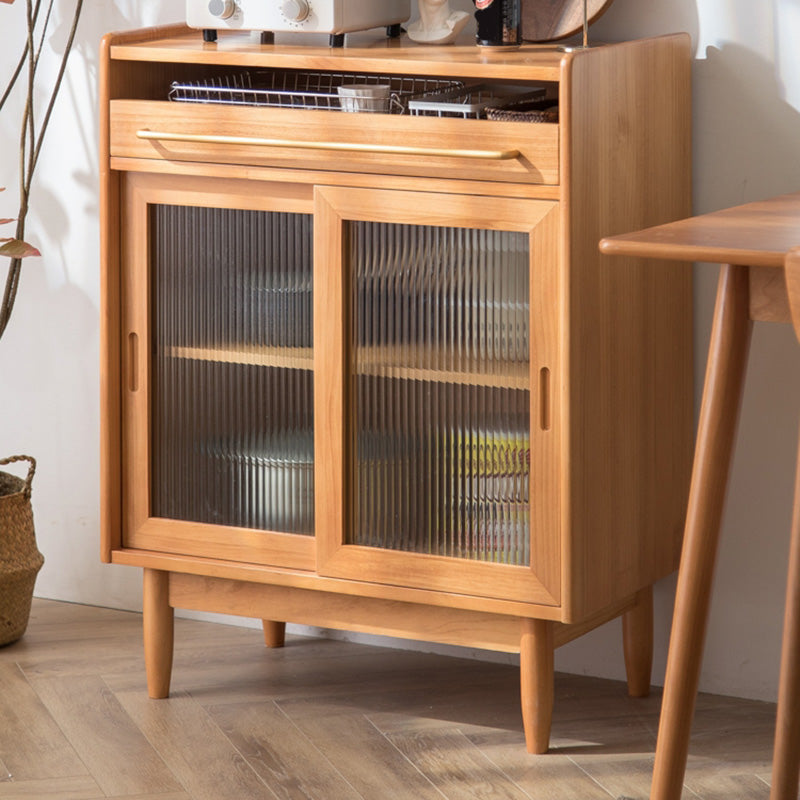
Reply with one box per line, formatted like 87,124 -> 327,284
100,24 -> 693,753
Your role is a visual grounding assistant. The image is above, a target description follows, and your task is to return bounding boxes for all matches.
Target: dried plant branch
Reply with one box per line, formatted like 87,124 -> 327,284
0,0 -> 83,341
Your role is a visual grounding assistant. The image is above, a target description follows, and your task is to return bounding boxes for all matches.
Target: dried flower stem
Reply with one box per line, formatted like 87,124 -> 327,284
0,0 -> 84,341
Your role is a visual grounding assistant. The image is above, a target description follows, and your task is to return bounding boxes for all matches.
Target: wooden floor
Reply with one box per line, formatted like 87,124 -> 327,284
0,599 -> 778,800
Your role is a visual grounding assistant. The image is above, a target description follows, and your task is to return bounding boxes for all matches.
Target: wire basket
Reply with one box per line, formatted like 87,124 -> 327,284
169,70 -> 465,115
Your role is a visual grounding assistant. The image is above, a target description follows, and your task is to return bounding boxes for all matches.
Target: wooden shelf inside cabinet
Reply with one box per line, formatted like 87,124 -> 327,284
100,26 -> 693,757
356,345 -> 529,390
168,345 -> 313,371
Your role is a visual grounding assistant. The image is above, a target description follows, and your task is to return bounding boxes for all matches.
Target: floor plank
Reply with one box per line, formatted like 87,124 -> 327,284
115,689 -> 281,800
28,674 -> 183,796
0,663 -> 88,782
276,698 -> 447,799
0,776 -> 103,799
385,728 -> 534,800
464,729 -> 614,800
209,701 -> 363,800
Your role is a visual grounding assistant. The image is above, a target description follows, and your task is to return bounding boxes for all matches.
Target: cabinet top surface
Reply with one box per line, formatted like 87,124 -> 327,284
104,24 -> 687,81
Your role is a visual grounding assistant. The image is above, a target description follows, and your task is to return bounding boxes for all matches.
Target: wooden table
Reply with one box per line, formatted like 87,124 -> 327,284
600,191 -> 800,800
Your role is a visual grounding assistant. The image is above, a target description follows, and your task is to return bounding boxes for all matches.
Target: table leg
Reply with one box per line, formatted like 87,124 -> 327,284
651,263 -> 753,800
770,427 -> 800,799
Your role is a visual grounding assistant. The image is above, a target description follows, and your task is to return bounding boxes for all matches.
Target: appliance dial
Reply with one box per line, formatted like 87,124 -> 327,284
208,0 -> 235,19
281,0 -> 310,22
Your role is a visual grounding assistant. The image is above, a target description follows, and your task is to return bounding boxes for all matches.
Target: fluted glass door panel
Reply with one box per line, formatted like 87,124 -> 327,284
150,204 -> 314,534
350,222 -> 530,565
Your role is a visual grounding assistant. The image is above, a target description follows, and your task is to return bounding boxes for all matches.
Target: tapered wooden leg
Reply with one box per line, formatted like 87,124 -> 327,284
520,618 -> 554,754
143,569 -> 174,699
262,620 -> 286,648
623,586 -> 653,698
651,264 -> 752,800
770,428 -> 800,799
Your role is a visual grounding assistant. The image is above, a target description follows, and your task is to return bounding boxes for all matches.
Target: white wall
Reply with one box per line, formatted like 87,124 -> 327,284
1,0 -> 799,702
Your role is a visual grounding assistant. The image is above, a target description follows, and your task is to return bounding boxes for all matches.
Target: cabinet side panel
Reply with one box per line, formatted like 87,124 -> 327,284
100,35 -> 122,561
562,34 -> 693,620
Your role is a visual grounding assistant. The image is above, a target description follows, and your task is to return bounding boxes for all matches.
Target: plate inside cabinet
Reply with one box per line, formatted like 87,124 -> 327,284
520,0 -> 615,42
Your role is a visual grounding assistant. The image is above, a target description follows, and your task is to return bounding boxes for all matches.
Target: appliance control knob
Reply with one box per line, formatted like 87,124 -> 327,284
207,0 -> 235,19
281,0 -> 310,21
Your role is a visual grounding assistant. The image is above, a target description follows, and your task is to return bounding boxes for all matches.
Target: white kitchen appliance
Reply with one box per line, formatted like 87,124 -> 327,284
186,0 -> 411,46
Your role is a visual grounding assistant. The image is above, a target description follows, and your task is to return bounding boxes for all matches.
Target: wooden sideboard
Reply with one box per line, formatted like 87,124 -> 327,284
100,24 -> 693,752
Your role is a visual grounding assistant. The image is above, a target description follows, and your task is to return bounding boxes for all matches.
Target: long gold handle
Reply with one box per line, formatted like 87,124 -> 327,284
136,129 -> 520,161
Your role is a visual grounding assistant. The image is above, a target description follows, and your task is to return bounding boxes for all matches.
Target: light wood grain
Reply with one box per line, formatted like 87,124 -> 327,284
111,547 -> 566,620
109,155 -> 563,202
209,702 -> 361,800
651,264 -> 752,800
168,572 -> 525,652
770,247 -> 800,800
143,568 -> 174,699
750,265 -> 792,323
0,776 -> 103,799
0,600 -> 784,800
520,618 -> 554,754
262,620 -> 286,648
108,28 -> 566,81
0,664 -> 88,781
385,728 -> 531,799
313,185 -> 560,606
599,191 -> 800,268
622,586 -> 654,698
563,34 -> 693,621
273,700 -> 449,800
120,172 -> 316,572
114,690 -> 280,800
102,29 -> 693,756
99,30 -> 122,562
111,100 -> 559,185
28,674 -> 182,796
464,729 -> 614,799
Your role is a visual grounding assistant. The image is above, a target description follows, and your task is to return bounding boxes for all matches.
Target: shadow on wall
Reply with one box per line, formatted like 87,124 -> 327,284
693,42 -> 800,212
689,41 -> 800,700
590,0 -> 699,48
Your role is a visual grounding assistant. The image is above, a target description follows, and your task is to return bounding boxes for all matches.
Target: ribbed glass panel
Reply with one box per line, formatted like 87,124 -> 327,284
351,222 -> 530,565
150,205 -> 314,534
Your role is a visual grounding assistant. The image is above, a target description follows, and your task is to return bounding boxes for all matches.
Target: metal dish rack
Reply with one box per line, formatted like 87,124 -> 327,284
168,70 -> 465,115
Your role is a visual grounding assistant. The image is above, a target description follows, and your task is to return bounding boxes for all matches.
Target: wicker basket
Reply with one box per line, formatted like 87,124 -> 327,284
485,98 -> 559,123
0,455 -> 44,646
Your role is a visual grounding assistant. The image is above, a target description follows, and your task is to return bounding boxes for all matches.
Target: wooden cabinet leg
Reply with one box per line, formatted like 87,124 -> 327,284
520,618 -> 554,754
262,620 -> 286,648
623,587 -> 653,697
770,428 -> 800,799
143,569 -> 174,699
651,264 -> 752,800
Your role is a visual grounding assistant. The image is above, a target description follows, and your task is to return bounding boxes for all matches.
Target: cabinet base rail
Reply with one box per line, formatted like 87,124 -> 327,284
142,567 -> 653,753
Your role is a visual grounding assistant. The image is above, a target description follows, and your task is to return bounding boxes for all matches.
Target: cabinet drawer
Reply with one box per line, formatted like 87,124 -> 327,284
109,99 -> 559,185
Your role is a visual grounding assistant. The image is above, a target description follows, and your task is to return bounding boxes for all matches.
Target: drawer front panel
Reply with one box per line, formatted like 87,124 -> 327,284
110,100 -> 559,185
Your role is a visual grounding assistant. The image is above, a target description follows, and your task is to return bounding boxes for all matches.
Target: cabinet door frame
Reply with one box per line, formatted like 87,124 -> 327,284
121,172 -> 316,570
314,185 -> 561,605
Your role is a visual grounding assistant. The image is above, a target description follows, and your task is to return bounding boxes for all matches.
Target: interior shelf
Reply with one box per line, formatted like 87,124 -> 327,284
168,344 -> 528,388
168,344 -> 313,371
357,345 -> 529,389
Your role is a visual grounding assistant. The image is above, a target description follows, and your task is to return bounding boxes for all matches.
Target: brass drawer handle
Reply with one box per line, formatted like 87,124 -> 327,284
136,129 -> 520,161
